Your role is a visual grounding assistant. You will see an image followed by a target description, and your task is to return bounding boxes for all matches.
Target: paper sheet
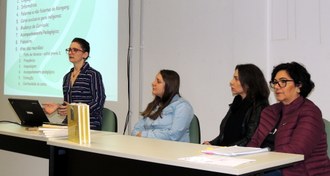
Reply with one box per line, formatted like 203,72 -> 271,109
201,146 -> 269,156
178,154 -> 255,167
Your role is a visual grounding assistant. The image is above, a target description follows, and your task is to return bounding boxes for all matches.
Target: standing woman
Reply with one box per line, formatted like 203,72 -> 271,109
131,69 -> 194,142
44,38 -> 106,130
203,64 -> 269,146
248,62 -> 330,176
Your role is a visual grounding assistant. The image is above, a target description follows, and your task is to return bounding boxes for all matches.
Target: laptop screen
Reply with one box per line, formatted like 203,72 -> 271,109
8,98 -> 50,127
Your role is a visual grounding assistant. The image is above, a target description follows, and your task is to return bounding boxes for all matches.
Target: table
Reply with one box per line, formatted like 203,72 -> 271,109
0,123 -> 49,158
48,131 -> 304,176
0,123 -> 49,176
0,123 -> 304,176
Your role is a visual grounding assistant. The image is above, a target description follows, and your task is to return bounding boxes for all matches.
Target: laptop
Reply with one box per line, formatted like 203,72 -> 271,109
8,98 -> 50,127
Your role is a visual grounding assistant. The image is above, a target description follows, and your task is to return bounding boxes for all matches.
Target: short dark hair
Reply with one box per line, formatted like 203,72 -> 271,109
72,37 -> 90,59
235,64 -> 270,101
271,61 -> 315,98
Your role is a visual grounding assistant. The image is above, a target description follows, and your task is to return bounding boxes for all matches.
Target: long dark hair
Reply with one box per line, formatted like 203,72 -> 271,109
271,61 -> 314,98
236,64 -> 270,102
141,69 -> 181,120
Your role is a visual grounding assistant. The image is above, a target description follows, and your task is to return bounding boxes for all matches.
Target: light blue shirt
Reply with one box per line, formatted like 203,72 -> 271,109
131,94 -> 194,142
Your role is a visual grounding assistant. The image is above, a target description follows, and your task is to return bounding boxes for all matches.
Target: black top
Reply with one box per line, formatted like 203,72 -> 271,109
210,95 -> 269,146
221,96 -> 251,145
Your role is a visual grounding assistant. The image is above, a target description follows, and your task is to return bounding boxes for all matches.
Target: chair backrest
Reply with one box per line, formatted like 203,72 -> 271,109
102,108 -> 118,132
189,115 -> 201,144
323,119 -> 330,157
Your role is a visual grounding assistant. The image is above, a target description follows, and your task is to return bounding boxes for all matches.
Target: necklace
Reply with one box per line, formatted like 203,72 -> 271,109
71,70 -> 80,86
71,70 -> 80,78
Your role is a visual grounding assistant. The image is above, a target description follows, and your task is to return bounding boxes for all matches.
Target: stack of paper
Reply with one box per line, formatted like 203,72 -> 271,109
201,146 -> 269,156
38,124 -> 68,138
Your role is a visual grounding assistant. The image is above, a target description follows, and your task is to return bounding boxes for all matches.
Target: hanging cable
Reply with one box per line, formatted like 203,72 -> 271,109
123,0 -> 132,134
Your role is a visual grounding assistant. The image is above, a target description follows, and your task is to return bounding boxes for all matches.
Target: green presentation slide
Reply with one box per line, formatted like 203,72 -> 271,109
5,0 -> 118,101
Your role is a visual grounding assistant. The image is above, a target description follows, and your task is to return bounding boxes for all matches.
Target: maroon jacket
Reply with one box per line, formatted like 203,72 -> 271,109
248,96 -> 330,176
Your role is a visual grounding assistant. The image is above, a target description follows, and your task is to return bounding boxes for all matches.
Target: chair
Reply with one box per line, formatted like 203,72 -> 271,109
323,119 -> 330,157
101,108 -> 118,132
189,114 -> 201,144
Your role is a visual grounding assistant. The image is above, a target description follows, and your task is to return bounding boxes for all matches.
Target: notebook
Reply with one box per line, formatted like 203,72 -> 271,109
8,98 -> 50,127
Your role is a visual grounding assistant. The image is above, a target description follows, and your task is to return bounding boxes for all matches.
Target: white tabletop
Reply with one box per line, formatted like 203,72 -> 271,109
0,123 -> 47,141
0,123 -> 304,175
47,131 -> 304,175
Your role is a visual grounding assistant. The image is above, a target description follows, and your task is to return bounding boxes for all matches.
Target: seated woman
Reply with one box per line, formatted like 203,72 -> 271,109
203,64 -> 269,146
248,62 -> 330,176
131,69 -> 194,142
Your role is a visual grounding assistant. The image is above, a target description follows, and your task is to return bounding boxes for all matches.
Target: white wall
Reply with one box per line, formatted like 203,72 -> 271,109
269,0 -> 330,121
0,150 -> 48,176
130,0 -> 269,141
129,0 -> 330,142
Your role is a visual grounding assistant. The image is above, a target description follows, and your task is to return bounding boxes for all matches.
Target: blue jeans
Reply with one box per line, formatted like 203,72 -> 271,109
263,169 -> 282,176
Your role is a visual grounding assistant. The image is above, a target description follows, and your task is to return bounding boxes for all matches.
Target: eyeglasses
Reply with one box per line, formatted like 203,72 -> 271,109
65,48 -> 85,54
269,80 -> 294,89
